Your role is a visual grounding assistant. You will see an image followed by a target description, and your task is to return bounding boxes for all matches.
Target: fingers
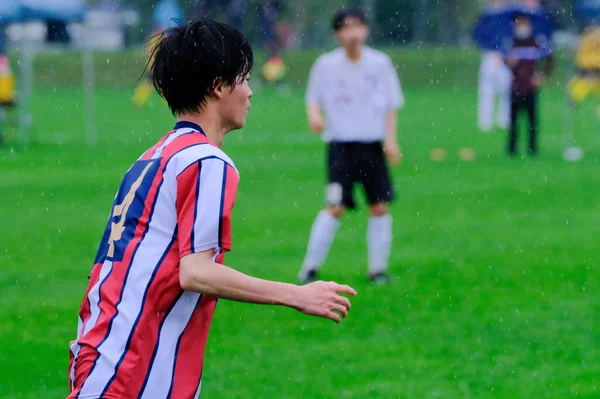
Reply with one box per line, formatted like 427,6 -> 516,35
331,303 -> 348,319
333,283 -> 357,297
333,295 -> 351,310
328,311 -> 341,323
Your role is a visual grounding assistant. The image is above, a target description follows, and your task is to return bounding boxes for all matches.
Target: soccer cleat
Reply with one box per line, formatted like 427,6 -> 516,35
368,272 -> 389,284
299,269 -> 318,284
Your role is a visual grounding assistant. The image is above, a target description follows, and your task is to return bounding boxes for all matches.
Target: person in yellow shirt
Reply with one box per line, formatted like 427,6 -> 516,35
568,23 -> 600,117
0,25 -> 16,108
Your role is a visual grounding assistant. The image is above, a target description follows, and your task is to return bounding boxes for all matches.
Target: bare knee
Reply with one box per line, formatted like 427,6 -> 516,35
327,205 -> 345,219
369,203 -> 388,217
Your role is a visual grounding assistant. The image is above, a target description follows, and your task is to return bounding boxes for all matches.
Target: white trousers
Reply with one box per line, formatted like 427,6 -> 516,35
478,52 -> 512,132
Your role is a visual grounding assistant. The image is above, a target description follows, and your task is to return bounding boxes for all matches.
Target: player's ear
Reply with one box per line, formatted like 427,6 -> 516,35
211,78 -> 225,99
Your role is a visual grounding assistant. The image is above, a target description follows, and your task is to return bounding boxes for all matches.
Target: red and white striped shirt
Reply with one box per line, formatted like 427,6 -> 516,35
68,121 -> 239,399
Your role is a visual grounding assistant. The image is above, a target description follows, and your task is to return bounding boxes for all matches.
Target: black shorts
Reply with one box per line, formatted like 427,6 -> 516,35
326,141 -> 394,209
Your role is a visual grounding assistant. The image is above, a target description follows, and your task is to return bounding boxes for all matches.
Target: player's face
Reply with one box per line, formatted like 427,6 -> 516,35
335,17 -> 369,51
515,19 -> 532,39
221,74 -> 253,130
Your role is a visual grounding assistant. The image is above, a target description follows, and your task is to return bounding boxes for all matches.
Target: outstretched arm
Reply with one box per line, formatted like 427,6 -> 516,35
180,250 -> 356,323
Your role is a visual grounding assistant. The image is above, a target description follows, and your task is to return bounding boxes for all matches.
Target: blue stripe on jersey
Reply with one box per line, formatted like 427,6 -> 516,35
94,159 -> 162,264
100,228 -> 178,397
193,299 -> 218,394
175,154 -> 235,178
165,294 -> 204,399
78,161 -> 167,398
136,289 -> 185,399
191,161 -> 202,254
217,162 -> 228,250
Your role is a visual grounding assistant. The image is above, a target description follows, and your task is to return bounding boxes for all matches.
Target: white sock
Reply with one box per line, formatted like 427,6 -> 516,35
300,210 -> 340,275
367,214 -> 392,275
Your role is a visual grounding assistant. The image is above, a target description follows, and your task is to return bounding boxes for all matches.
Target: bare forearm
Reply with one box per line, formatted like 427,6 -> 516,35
180,261 -> 299,307
306,103 -> 321,120
385,110 -> 398,143
306,103 -> 325,133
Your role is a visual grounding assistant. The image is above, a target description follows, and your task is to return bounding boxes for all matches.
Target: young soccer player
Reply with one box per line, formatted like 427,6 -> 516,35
68,20 -> 355,399
298,7 -> 403,284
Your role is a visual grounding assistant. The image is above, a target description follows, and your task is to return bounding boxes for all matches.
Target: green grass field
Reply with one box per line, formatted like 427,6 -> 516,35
1,48 -> 599,398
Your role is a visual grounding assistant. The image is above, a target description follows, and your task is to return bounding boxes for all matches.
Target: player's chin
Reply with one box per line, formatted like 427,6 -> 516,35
231,117 -> 247,130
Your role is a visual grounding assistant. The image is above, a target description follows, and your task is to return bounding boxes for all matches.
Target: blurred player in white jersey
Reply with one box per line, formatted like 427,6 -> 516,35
298,7 -> 403,284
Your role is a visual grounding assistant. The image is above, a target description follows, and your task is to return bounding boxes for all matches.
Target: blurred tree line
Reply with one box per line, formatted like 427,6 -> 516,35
94,0 -> 579,47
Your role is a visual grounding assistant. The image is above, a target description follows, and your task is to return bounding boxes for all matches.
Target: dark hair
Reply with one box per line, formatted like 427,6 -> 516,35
149,19 -> 254,115
331,7 -> 368,32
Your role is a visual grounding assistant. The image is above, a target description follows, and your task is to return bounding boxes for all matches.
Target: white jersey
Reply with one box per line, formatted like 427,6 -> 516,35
306,47 -> 404,143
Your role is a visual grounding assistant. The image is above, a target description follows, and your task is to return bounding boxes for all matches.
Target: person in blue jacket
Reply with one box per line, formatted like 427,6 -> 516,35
472,0 -> 556,133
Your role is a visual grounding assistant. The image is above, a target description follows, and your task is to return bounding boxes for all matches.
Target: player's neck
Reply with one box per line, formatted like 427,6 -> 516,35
177,112 -> 226,148
344,47 -> 363,62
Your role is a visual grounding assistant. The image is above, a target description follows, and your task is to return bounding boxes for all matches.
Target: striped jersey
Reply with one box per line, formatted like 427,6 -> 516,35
68,121 -> 239,399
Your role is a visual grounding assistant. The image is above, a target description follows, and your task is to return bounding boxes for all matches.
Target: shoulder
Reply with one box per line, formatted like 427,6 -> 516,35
172,142 -> 238,178
365,48 -> 395,69
313,48 -> 343,68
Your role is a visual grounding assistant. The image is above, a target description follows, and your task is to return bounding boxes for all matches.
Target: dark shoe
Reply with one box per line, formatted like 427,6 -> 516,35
368,272 -> 389,284
299,269 -> 318,284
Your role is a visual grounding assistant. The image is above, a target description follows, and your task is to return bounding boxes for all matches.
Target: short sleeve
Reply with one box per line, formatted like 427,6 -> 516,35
176,158 -> 239,258
384,58 -> 404,110
306,58 -> 323,106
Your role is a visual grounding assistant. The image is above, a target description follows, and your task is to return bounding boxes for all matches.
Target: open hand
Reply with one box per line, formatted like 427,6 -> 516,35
294,281 -> 356,323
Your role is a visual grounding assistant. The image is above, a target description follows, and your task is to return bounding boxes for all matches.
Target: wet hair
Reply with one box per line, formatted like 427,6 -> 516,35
149,19 -> 253,115
331,7 -> 368,32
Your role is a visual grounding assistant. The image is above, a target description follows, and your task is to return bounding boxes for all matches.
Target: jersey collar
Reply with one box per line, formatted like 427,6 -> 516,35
174,121 -> 206,136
